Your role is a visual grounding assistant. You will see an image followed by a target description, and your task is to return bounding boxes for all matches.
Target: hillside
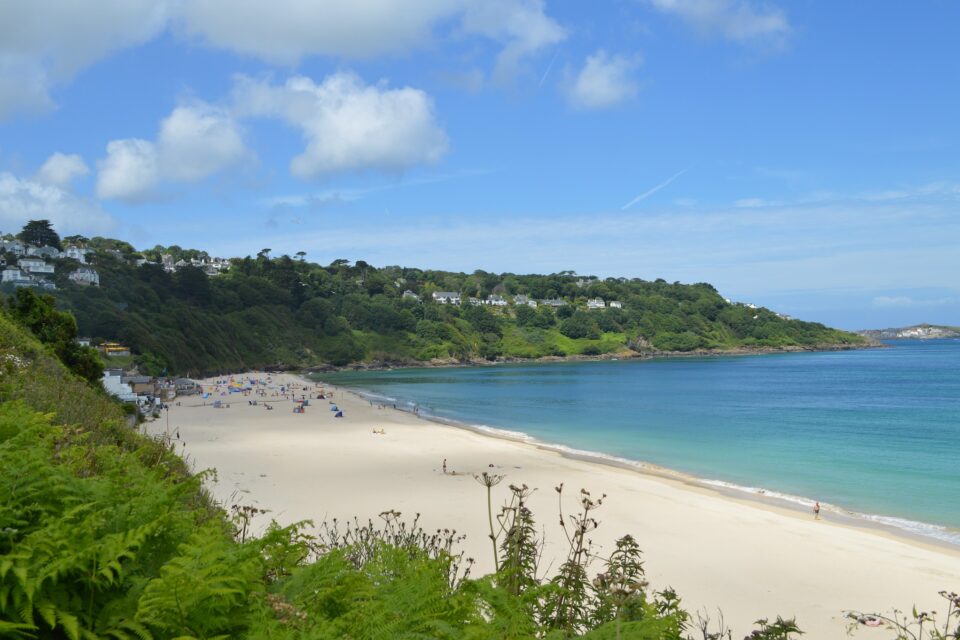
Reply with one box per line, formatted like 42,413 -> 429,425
857,324 -> 960,340
4,230 -> 867,377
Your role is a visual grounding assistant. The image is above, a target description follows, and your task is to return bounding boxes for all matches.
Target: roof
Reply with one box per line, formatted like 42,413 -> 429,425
433,291 -> 460,297
122,376 -> 153,384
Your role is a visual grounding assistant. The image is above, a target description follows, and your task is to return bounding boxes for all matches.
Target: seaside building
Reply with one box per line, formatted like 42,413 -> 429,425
402,290 -> 420,301
26,245 -> 61,259
587,298 -> 606,310
18,257 -> 54,275
485,294 -> 507,306
1,267 -> 34,287
98,342 -> 131,357
63,245 -> 88,263
102,370 -> 138,403
0,241 -> 26,256
467,296 -> 481,306
513,294 -> 537,308
175,378 -> 200,395
68,266 -> 100,287
609,301 -> 623,309
432,291 -> 461,305
541,298 -> 567,307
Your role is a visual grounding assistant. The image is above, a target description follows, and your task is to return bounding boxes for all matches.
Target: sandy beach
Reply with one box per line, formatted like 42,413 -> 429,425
148,372 -> 960,639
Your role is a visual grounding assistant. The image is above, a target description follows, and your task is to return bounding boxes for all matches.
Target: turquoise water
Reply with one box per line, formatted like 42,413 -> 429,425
324,340 -> 960,544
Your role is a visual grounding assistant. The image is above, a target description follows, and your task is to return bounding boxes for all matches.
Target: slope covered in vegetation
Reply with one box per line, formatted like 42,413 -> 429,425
32,236 -> 866,377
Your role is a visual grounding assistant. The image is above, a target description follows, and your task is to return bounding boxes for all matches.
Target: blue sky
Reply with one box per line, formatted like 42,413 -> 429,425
1,1 -> 958,329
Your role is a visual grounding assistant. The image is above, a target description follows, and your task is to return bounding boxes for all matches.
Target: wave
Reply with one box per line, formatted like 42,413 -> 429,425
332,382 -> 960,549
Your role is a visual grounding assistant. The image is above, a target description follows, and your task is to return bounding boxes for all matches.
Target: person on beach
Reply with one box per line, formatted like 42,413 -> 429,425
442,458 -> 447,474
814,501 -> 821,520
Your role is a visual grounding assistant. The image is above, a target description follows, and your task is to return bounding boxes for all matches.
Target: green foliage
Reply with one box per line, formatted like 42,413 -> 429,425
19,220 -> 61,250
6,288 -> 103,384
26,228 -> 863,375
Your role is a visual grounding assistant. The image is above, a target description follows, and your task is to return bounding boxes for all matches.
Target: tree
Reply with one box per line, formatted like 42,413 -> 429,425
6,288 -> 103,383
19,219 -> 61,249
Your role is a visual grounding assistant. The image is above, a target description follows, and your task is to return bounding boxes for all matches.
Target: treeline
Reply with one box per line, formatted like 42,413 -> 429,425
8,228 -> 865,376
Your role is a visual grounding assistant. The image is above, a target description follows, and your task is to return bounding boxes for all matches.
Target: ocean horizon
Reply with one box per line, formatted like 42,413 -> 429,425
324,339 -> 960,546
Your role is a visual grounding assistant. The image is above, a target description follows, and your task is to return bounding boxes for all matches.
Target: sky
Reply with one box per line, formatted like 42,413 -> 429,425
0,0 -> 958,330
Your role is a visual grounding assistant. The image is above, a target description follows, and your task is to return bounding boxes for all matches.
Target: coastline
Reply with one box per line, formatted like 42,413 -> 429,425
308,340 -> 880,374
153,371 -> 960,640
334,382 -> 960,552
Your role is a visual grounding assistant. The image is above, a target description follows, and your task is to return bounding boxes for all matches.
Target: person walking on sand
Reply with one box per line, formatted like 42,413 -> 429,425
442,458 -> 448,474
813,501 -> 821,520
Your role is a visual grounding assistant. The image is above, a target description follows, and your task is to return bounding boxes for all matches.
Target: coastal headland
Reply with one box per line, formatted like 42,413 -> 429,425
151,372 -> 960,640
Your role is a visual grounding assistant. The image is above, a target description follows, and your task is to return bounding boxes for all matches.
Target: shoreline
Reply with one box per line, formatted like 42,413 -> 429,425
155,371 -> 960,639
330,381 -> 960,553
307,340 -> 881,374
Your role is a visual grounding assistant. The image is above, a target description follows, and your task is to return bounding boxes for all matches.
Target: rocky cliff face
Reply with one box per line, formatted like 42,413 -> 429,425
857,324 -> 960,339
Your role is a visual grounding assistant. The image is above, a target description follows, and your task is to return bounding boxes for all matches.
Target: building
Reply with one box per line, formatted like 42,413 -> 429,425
609,301 -> 623,309
98,342 -> 131,357
432,291 -> 461,305
63,245 -> 88,263
68,266 -> 100,286
175,378 -> 200,395
467,296 -> 481,306
513,294 -> 537,308
541,298 -> 567,307
0,241 -> 26,256
2,267 -> 25,283
485,294 -> 507,306
77,337 -> 92,347
18,258 -> 54,275
402,289 -> 420,301
122,375 -> 158,397
102,370 -> 138,403
587,298 -> 606,310
26,245 -> 61,259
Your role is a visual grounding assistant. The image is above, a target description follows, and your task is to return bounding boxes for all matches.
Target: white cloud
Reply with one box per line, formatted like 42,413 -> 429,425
0,171 -> 112,234
565,50 -> 640,110
95,138 -> 160,202
157,103 -> 247,181
648,0 -> 789,45
36,152 -> 90,188
96,102 -> 248,201
176,0 -> 461,63
233,72 -> 448,179
0,0 -> 169,119
177,0 -> 564,81
461,0 -> 566,82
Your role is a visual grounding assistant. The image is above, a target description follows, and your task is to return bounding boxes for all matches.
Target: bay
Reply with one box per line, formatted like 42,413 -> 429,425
324,339 -> 960,543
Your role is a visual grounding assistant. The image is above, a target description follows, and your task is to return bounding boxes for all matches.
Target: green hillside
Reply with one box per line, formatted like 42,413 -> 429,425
4,227 -> 866,377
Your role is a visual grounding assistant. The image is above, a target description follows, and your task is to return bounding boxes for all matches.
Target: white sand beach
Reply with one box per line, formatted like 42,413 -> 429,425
149,372 -> 960,639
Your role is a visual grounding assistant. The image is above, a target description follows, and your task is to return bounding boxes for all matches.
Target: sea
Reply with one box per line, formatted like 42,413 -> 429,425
323,339 -> 960,546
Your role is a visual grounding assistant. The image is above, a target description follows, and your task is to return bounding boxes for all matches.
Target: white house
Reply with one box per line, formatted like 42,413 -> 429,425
27,245 -> 60,259
513,294 -> 537,308
63,245 -> 88,263
0,241 -> 26,256
18,258 -> 54,274
541,298 -> 567,307
402,290 -> 421,302
102,370 -> 138,403
432,291 -> 461,305
69,266 -> 100,287
587,298 -> 606,310
485,294 -> 507,307
2,267 -> 28,283
609,301 -> 623,309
